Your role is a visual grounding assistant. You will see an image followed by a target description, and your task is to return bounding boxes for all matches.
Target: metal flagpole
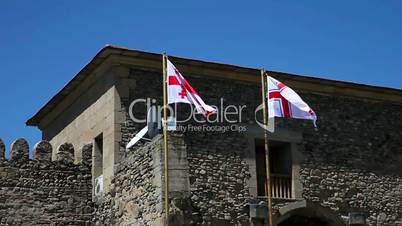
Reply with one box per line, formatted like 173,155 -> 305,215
261,69 -> 273,226
162,53 -> 170,226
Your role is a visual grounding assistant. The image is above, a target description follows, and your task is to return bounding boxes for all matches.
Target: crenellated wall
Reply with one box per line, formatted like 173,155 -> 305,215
0,138 -> 93,226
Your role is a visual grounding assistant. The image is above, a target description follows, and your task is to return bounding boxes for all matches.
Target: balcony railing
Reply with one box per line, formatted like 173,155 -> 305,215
271,174 -> 292,199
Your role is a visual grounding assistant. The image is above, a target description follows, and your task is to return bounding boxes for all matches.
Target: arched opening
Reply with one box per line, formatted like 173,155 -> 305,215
274,201 -> 345,226
278,215 -> 329,226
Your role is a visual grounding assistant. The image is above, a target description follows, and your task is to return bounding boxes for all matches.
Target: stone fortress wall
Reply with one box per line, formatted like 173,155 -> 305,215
93,136 -> 164,226
0,138 -> 93,226
114,67 -> 402,226
2,65 -> 401,226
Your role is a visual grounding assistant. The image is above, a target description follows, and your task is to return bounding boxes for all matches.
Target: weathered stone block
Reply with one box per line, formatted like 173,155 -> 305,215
249,203 -> 268,220
125,201 -> 140,218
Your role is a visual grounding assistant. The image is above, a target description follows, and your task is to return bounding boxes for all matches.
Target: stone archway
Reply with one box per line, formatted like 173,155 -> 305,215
274,201 -> 346,226
278,215 -> 330,226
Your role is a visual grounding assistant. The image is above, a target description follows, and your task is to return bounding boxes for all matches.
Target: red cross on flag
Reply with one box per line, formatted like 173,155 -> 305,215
167,59 -> 216,117
267,76 -> 317,126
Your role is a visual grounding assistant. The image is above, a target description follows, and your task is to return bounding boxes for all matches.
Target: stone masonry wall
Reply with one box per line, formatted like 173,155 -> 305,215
296,93 -> 402,226
0,138 -> 93,226
119,68 -> 255,225
185,131 -> 251,225
94,135 -> 164,226
119,68 -> 163,155
119,67 -> 402,225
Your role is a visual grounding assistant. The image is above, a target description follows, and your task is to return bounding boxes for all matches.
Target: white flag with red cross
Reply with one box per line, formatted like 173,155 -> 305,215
267,75 -> 317,126
167,59 -> 216,117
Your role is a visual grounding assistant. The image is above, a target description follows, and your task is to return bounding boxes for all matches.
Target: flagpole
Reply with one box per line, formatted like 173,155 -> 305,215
261,69 -> 273,226
162,53 -> 170,226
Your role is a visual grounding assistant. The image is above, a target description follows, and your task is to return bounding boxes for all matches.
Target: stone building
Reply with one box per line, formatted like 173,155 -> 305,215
4,45 -> 399,225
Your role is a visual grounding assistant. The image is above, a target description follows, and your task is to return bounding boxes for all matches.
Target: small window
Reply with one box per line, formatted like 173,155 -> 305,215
93,133 -> 104,196
94,134 -> 103,177
255,140 -> 292,199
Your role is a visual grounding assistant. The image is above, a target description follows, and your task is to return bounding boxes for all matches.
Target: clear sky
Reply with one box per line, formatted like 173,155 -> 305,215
1,1 -> 401,158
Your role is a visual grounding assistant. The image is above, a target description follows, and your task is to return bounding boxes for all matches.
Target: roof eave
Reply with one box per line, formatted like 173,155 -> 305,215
26,45 -> 402,127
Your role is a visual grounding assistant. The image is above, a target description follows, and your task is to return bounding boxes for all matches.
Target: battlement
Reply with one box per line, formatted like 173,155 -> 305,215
0,138 -> 92,166
0,138 -> 94,225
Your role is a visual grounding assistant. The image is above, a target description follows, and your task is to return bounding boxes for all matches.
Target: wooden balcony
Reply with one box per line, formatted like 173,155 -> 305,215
271,174 -> 292,199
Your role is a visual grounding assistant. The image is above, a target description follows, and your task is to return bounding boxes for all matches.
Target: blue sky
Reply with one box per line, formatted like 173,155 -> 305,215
1,1 -> 401,158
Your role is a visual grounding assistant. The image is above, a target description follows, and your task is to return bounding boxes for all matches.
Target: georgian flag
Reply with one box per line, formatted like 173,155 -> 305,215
167,59 -> 216,117
267,75 -> 317,126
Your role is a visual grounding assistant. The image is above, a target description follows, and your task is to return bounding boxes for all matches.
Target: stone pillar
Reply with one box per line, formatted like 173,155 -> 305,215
158,133 -> 192,226
168,133 -> 190,197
